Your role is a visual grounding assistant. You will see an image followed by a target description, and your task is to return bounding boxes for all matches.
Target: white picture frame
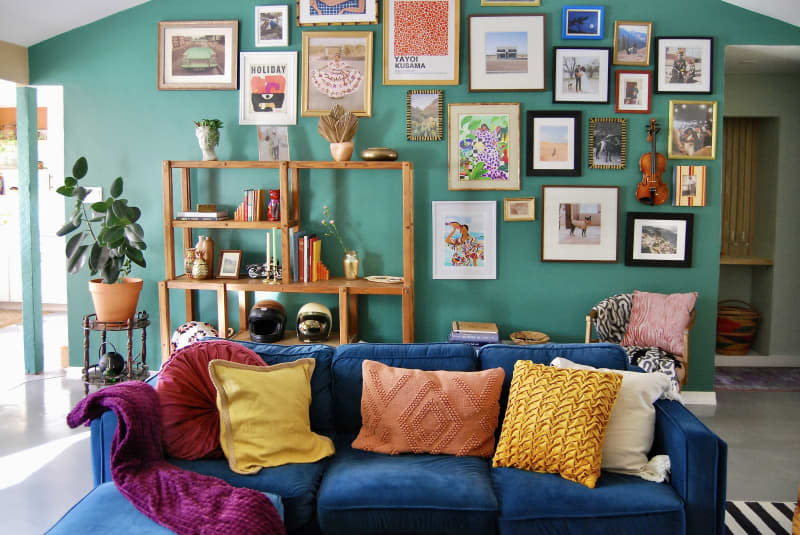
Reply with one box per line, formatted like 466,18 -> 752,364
239,51 -> 297,125
432,201 -> 496,279
255,5 -> 289,47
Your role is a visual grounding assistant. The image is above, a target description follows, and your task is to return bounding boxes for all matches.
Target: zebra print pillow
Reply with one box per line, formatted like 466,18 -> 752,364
592,293 -> 633,344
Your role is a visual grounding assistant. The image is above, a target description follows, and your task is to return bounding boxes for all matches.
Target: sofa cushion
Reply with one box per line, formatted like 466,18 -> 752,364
317,435 -> 497,535
46,481 -> 283,534
332,343 -> 478,433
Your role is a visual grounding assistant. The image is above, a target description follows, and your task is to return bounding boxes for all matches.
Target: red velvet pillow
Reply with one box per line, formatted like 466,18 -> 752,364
156,339 -> 266,460
621,291 -> 697,357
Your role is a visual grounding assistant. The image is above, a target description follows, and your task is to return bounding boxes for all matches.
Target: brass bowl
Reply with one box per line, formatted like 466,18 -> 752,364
360,147 -> 398,161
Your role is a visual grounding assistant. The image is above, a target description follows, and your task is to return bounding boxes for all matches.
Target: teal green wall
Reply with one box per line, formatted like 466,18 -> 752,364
28,0 -> 800,391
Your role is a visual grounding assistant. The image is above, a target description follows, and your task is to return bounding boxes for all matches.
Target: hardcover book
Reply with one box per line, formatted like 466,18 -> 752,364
451,321 -> 499,335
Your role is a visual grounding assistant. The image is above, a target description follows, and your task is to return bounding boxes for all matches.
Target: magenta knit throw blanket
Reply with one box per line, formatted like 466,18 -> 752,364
68,382 -> 285,535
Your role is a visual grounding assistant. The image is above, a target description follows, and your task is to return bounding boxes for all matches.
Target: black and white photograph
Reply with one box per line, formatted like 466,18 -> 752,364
589,117 -> 626,169
625,212 -> 693,267
255,5 -> 289,47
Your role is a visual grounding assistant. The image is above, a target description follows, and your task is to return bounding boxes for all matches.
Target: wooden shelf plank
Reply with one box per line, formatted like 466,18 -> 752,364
290,161 -> 407,170
720,255 -> 774,266
169,160 -> 282,169
173,219 -> 299,229
229,330 -> 354,347
167,160 -> 409,170
223,276 -> 405,295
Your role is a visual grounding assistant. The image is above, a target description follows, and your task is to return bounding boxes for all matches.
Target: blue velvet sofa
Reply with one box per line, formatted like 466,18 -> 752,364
47,342 -> 727,535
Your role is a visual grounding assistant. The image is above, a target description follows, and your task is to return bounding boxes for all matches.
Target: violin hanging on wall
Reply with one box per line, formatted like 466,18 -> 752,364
636,118 -> 669,206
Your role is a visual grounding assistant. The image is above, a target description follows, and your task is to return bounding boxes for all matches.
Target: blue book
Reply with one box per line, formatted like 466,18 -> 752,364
448,331 -> 499,344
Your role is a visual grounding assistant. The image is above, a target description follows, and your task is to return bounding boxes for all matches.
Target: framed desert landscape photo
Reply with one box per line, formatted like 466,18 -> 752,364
589,117 -> 626,170
432,201 -> 497,279
562,6 -> 604,40
655,37 -> 713,94
668,100 -> 717,160
504,197 -> 535,221
255,5 -> 289,47
297,0 -> 378,26
612,21 -> 652,66
448,103 -> 520,190
468,14 -> 545,92
407,90 -> 443,141
526,110 -> 581,177
240,51 -> 297,125
302,31 -> 372,116
541,185 -> 619,263
552,47 -> 610,103
625,212 -> 693,268
673,165 -> 707,207
384,0 -> 460,85
158,20 -> 238,90
615,70 -> 651,113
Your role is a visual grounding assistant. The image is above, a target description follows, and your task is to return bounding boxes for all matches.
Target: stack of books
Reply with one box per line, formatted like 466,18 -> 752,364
448,321 -> 500,347
175,210 -> 230,221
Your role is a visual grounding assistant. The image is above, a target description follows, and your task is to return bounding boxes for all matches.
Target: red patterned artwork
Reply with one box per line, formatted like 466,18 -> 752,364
393,1 -> 449,57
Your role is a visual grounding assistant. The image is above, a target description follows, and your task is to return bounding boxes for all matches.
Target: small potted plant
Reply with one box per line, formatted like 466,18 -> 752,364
55,156 -> 147,322
317,105 -> 358,161
194,119 -> 223,161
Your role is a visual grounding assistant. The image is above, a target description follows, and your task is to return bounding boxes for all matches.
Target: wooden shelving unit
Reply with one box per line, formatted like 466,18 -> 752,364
158,160 -> 415,362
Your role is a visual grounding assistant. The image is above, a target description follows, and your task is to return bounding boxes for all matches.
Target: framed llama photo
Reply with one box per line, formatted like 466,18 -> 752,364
217,250 -> 243,278
625,212 -> 694,268
655,37 -> 713,94
448,102 -> 520,191
504,197 -> 535,221
432,201 -> 496,279
384,0 -> 460,85
615,70 -> 651,113
407,90 -> 443,141
255,5 -> 289,47
667,100 -> 717,160
612,21 -> 652,66
301,31 -> 373,117
562,6 -> 604,40
297,0 -> 378,26
158,20 -> 238,90
589,118 -> 626,170
239,51 -> 297,125
673,165 -> 707,206
552,47 -> 611,103
541,185 -> 619,263
526,110 -> 581,177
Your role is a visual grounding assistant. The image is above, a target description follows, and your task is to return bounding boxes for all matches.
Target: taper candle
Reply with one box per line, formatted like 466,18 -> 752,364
272,228 -> 277,263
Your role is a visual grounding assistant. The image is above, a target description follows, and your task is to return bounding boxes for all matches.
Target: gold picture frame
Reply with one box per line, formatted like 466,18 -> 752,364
157,20 -> 239,90
589,117 -> 626,170
407,90 -> 443,141
612,20 -> 652,66
481,0 -> 541,5
504,198 -> 535,221
668,100 -> 717,160
296,0 -> 378,26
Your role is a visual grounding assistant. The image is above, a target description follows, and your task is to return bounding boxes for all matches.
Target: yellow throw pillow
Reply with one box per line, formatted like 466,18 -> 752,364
208,358 -> 335,475
492,360 -> 622,488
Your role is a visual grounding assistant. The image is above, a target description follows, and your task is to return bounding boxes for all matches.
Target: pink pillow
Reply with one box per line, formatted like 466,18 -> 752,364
621,291 -> 697,356
156,340 -> 266,460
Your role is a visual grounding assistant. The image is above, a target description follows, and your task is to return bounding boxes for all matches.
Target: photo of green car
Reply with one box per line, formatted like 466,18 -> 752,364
180,45 -> 219,71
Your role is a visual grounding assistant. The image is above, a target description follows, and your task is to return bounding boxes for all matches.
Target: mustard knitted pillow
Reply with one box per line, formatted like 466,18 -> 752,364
492,360 -> 622,488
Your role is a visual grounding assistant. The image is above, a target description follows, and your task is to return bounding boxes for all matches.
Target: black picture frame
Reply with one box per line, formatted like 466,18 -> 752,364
552,46 -> 611,104
625,212 -> 694,267
526,110 -> 582,176
654,37 -> 714,94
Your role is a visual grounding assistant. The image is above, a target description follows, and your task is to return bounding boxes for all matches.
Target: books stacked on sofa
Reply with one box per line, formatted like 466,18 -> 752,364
448,321 -> 499,347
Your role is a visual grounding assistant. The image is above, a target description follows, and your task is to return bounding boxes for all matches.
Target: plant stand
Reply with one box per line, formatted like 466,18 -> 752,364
82,311 -> 150,395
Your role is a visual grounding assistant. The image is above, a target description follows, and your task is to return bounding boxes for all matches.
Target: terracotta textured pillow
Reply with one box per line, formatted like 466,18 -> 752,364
621,290 -> 698,356
156,339 -> 266,460
492,360 -> 622,488
351,360 -> 505,457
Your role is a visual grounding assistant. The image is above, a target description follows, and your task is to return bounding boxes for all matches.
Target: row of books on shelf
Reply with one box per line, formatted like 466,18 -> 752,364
290,230 -> 330,283
235,189 -> 267,222
447,321 -> 499,347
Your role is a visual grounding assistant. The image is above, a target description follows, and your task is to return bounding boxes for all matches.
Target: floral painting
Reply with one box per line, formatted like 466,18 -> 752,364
432,201 -> 496,279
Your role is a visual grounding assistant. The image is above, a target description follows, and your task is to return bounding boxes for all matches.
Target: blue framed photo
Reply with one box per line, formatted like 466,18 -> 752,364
562,6 -> 604,40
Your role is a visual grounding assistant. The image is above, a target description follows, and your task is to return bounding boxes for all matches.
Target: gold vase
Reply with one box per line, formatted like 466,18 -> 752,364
330,141 -> 354,162
343,250 -> 359,280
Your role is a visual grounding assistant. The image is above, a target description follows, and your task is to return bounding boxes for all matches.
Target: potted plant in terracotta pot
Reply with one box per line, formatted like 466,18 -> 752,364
55,156 -> 147,322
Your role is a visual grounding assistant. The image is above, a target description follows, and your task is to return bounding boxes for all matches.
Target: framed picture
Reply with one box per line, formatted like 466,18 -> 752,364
468,14 -> 546,92
407,90 -> 443,141
589,117 -> 626,170
625,212 -> 693,268
668,100 -> 717,160
432,201 -> 496,279
448,103 -> 520,190
255,6 -> 289,47
655,37 -> 713,94
383,0 -> 460,85
615,70 -> 651,114
301,31 -> 373,117
541,185 -> 619,263
297,0 -> 378,26
612,21 -> 652,66
157,20 -> 238,90
239,51 -> 297,125
481,0 -> 540,5
562,6 -> 604,40
552,47 -> 611,103
504,198 -> 535,221
218,250 -> 243,278
673,165 -> 707,207
526,110 -> 581,177
257,127 -> 291,160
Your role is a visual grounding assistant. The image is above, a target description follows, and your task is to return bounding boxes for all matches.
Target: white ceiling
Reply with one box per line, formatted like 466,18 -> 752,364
725,45 -> 800,74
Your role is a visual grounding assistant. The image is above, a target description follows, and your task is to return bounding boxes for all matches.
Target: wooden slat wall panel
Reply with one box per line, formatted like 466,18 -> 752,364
722,118 -> 758,257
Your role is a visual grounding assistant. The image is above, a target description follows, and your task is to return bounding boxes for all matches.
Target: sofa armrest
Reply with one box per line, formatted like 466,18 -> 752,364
652,399 -> 727,535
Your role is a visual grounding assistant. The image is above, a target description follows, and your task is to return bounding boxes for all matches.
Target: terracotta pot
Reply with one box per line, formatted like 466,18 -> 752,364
88,277 -> 143,323
330,141 -> 354,162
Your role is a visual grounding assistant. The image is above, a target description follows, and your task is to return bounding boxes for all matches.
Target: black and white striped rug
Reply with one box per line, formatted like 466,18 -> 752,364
726,501 -> 797,534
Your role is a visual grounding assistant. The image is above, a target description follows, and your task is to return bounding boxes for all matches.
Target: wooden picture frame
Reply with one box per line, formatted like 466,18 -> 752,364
552,47 -> 611,103
239,51 -> 298,125
301,31 -> 373,117
504,198 -> 535,221
612,20 -> 652,66
562,6 -> 604,40
255,5 -> 289,47
615,70 -> 652,114
655,37 -> 713,94
625,212 -> 693,268
526,110 -> 581,177
432,201 -> 497,279
407,90 -> 443,141
673,165 -> 707,207
218,250 -> 243,278
589,117 -> 626,170
541,185 -> 619,263
448,102 -> 520,190
468,14 -> 546,92
384,0 -> 460,85
157,20 -> 238,90
667,100 -> 717,160
296,0 -> 378,26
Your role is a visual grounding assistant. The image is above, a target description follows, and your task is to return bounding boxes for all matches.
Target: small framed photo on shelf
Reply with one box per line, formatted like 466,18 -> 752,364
589,117 -> 626,170
673,165 -> 707,206
157,20 -> 239,90
257,127 -> 291,160
239,51 -> 297,125
432,201 -> 497,279
407,90 -> 443,141
467,14 -> 546,92
655,37 -> 713,94
552,47 -> 611,103
526,110 -> 581,177
504,198 -> 535,221
625,212 -> 693,268
255,5 -> 289,47
612,21 -> 652,66
541,185 -> 619,263
217,250 -> 243,278
562,6 -> 604,40
668,100 -> 717,160
615,70 -> 651,114
296,0 -> 378,26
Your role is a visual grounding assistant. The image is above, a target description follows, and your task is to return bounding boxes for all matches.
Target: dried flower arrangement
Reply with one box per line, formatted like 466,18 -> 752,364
317,105 -> 359,143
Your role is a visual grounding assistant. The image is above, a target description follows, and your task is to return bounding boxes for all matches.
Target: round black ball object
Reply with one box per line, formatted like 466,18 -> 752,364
249,299 -> 287,343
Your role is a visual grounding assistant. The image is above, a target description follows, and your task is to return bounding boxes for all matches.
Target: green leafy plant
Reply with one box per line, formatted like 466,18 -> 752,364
194,119 -> 223,146
320,205 -> 349,252
55,156 -> 146,284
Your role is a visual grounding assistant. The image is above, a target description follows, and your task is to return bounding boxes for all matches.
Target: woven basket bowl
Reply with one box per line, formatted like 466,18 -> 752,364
510,330 -> 550,345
